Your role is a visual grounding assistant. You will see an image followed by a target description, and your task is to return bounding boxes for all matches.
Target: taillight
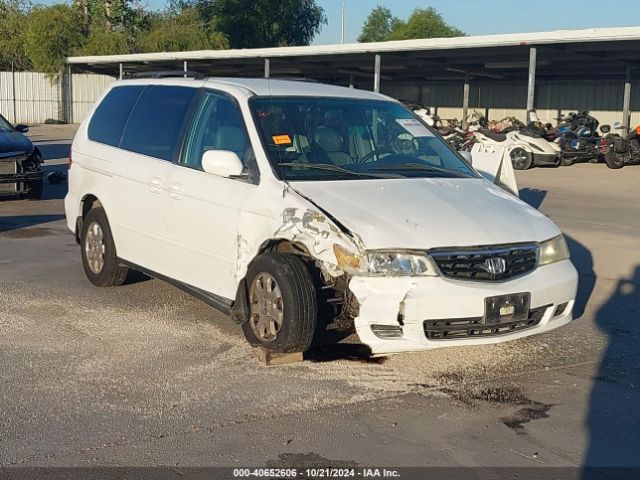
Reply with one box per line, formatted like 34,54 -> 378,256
68,150 -> 72,170
599,139 -> 609,154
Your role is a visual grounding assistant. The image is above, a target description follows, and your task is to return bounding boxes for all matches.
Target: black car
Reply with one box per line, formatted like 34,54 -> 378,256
0,114 -> 44,199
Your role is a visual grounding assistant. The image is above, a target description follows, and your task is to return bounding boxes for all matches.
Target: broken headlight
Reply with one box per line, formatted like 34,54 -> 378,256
334,245 -> 439,276
538,235 -> 570,266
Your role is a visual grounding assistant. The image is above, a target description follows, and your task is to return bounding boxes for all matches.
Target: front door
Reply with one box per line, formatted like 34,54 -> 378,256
163,91 -> 256,299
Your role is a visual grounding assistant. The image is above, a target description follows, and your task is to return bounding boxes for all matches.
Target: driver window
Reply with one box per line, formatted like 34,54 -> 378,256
182,92 -> 252,169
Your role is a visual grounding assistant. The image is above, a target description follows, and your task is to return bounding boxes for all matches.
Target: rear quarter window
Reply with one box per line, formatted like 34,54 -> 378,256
88,86 -> 144,147
120,85 -> 198,161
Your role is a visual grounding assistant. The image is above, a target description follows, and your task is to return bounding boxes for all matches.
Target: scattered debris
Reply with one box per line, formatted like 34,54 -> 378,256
254,346 -> 303,366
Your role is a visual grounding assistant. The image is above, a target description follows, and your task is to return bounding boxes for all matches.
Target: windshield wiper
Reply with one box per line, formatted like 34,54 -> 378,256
369,163 -> 469,178
277,162 -> 396,179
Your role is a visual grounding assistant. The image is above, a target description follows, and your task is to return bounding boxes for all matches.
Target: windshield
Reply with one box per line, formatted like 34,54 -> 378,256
250,97 -> 477,181
0,115 -> 14,133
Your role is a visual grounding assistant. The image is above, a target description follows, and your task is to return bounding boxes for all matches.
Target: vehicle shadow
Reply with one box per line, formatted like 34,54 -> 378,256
0,214 -> 65,233
566,234 -> 596,320
36,142 -> 71,161
583,265 -> 640,478
41,164 -> 68,201
519,187 -> 547,209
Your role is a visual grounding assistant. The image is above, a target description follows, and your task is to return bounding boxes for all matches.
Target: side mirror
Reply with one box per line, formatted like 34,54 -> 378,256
15,124 -> 29,133
600,124 -> 611,134
201,150 -> 245,178
459,150 -> 472,164
613,121 -> 623,129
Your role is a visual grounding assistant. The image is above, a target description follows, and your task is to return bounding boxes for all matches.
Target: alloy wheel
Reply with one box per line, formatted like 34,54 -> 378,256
84,221 -> 105,274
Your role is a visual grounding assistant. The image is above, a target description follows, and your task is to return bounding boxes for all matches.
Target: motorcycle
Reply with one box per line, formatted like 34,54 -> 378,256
600,122 -> 640,169
466,121 -> 561,170
554,110 -> 603,165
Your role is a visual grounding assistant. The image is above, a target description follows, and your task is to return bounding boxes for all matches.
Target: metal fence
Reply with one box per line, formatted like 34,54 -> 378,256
1,70 -> 636,127
0,71 -> 114,124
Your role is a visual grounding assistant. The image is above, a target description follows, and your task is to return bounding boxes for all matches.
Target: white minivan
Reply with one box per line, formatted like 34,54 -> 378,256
65,76 -> 578,355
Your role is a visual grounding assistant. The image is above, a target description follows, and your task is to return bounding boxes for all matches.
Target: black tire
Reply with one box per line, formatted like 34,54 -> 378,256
81,207 -> 129,287
242,252 -> 317,353
560,156 -> 575,167
604,151 -> 625,169
510,147 -> 533,170
24,178 -> 43,199
588,155 -> 600,164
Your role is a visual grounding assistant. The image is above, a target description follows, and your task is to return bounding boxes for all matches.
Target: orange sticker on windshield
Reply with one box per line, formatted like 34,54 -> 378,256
272,134 -> 292,145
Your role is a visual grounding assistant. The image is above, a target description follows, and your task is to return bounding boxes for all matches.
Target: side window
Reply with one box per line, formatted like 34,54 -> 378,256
120,85 -> 198,161
181,92 -> 252,169
88,86 -> 144,147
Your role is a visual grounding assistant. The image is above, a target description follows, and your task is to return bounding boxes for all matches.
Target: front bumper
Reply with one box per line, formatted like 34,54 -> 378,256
349,259 -> 578,355
0,170 -> 43,195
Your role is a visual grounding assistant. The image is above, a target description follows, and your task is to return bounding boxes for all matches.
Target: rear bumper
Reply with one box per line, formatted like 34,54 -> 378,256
532,153 -> 559,165
349,260 -> 578,355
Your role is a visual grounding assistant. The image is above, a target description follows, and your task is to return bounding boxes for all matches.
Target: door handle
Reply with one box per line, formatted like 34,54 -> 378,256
149,177 -> 162,194
168,182 -> 183,200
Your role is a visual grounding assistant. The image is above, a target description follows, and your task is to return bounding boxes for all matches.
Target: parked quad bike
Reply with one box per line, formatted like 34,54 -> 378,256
601,122 -> 640,169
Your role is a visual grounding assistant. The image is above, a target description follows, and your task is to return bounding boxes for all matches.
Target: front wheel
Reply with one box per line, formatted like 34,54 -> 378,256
604,151 -> 625,169
510,147 -> 533,170
242,252 -> 317,353
81,207 -> 129,287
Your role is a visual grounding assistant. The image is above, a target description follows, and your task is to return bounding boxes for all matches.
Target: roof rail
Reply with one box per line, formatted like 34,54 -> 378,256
126,70 -> 205,79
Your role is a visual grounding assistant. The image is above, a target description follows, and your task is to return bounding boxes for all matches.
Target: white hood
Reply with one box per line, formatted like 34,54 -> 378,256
290,178 -> 560,250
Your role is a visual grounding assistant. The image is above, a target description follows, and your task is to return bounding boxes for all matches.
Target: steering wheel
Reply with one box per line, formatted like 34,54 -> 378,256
359,147 -> 394,164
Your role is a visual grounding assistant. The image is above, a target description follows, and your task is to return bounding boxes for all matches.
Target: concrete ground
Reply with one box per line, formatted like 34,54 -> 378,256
1,125 -> 639,474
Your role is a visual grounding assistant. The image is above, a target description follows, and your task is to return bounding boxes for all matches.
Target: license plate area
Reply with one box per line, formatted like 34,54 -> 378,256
484,292 -> 530,325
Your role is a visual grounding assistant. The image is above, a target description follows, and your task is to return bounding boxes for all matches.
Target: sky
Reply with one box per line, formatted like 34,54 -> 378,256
38,0 -> 640,44
313,0 -> 640,45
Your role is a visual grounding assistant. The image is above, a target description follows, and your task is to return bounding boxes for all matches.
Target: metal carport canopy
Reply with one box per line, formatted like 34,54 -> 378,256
67,27 -> 640,86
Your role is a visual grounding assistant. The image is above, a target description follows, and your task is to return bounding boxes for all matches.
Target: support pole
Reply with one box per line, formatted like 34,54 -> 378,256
11,60 -> 17,124
264,58 -> 270,79
183,60 -> 188,78
373,54 -> 381,93
623,65 -> 632,131
67,64 -> 74,124
526,47 -> 537,123
462,72 -> 470,130
119,63 -> 123,80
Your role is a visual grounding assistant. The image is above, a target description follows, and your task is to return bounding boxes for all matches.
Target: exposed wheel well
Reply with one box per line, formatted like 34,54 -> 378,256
258,239 -> 313,258
81,195 -> 102,219
74,195 -> 103,243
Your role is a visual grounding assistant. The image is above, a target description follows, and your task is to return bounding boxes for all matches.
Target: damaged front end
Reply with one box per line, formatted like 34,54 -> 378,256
0,151 -> 43,197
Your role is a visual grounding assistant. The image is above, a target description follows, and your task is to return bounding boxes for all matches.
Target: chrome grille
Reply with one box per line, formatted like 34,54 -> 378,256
430,244 -> 539,281
424,305 -> 549,340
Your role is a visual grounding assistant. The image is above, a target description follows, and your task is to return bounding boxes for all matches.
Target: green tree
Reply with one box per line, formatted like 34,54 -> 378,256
357,6 -> 398,43
0,0 -> 32,69
137,8 -> 229,53
211,0 -> 326,48
358,6 -> 463,43
24,5 -> 83,78
77,28 -> 130,56
388,7 -> 464,40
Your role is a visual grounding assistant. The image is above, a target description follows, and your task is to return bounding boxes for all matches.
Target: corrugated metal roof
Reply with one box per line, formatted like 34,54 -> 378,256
67,27 -> 640,65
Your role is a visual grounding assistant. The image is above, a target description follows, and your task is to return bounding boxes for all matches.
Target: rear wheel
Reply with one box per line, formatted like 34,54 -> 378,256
81,207 -> 129,287
242,252 -> 317,353
604,151 -> 625,169
510,147 -> 533,170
